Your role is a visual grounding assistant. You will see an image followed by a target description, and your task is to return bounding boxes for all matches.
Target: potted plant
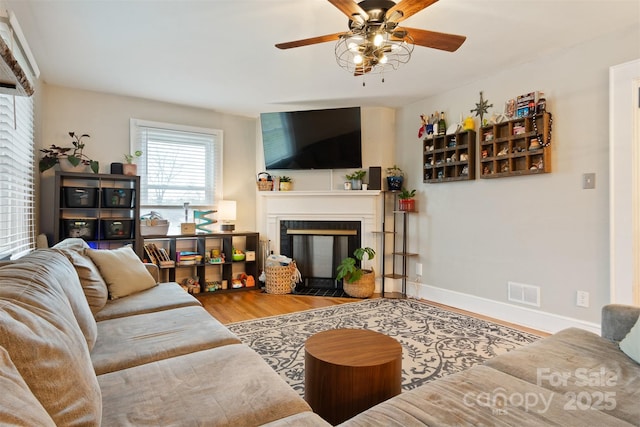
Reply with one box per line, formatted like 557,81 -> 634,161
398,188 -> 416,212
345,170 -> 366,190
123,150 -> 143,176
336,247 -> 375,298
386,165 -> 404,191
39,132 -> 99,173
279,176 -> 293,191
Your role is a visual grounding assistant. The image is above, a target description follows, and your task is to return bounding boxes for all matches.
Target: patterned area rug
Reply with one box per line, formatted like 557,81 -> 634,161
227,298 -> 540,396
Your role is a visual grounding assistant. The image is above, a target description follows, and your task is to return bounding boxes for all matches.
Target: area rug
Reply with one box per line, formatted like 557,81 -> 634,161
227,298 -> 540,396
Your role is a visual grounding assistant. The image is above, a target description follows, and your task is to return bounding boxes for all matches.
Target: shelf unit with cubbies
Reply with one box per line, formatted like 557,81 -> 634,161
423,130 -> 476,183
479,112 -> 552,178
40,171 -> 142,256
142,232 -> 259,295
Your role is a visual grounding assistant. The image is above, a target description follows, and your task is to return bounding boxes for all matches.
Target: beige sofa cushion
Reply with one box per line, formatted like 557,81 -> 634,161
86,246 -> 157,299
54,247 -> 108,315
484,327 -> 640,425
19,250 -> 98,351
0,346 -> 56,427
92,305 -> 241,375
94,282 -> 201,321
99,344 -> 311,426
0,253 -> 102,425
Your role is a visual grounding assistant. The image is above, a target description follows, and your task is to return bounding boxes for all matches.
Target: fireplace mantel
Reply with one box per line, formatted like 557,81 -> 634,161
257,190 -> 382,261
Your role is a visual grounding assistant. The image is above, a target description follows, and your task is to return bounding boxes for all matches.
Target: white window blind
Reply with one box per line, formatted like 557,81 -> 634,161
130,119 -> 223,217
0,94 -> 35,259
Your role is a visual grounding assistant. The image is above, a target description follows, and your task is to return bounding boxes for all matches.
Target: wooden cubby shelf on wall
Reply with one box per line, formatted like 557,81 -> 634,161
423,130 -> 476,183
479,112 -> 552,179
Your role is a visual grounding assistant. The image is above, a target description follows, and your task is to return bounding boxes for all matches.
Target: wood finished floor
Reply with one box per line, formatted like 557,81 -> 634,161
197,289 -> 549,337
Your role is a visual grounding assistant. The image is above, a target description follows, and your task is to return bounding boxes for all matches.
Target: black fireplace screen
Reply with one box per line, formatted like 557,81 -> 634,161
280,220 -> 361,289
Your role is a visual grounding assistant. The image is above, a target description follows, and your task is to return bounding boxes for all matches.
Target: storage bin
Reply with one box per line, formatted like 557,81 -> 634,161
103,188 -> 134,208
63,187 -> 98,208
62,219 -> 97,240
102,219 -> 133,239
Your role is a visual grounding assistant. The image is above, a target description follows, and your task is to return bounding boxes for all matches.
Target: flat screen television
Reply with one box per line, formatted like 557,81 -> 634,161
260,107 -> 362,170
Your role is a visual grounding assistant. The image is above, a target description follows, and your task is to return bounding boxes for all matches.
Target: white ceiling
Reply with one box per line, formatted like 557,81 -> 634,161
6,0 -> 640,117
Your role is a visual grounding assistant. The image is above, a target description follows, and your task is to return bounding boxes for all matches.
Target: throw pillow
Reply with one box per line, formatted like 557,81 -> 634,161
54,248 -> 109,315
619,315 -> 640,364
86,246 -> 157,299
52,238 -> 90,251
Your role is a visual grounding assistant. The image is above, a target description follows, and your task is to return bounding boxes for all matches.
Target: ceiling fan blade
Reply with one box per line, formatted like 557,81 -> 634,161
400,27 -> 466,52
386,0 -> 439,23
354,65 -> 373,76
275,32 -> 345,49
328,0 -> 369,21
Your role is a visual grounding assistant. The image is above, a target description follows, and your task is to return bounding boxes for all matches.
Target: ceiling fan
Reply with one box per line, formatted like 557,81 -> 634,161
275,0 -> 466,76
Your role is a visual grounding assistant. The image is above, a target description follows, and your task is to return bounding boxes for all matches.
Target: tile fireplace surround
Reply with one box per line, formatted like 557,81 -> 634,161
257,190 -> 383,290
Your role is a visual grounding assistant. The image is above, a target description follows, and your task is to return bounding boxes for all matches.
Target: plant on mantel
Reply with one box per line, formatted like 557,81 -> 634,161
346,169 -> 367,190
39,132 -> 99,173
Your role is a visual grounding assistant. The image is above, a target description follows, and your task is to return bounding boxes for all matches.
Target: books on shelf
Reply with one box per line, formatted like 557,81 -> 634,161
143,243 -> 175,268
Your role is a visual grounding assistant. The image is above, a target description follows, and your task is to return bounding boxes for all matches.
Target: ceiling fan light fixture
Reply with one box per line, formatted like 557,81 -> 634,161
335,30 -> 414,76
373,33 -> 384,47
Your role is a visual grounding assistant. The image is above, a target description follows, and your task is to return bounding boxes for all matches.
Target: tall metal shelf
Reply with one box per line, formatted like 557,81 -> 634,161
373,191 -> 417,297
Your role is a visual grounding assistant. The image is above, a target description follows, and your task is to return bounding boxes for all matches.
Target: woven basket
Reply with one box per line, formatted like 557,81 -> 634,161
265,261 -> 297,294
343,269 -> 375,298
257,172 -> 273,191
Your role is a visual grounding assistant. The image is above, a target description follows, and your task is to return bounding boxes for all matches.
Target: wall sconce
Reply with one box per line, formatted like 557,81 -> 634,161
217,200 -> 237,231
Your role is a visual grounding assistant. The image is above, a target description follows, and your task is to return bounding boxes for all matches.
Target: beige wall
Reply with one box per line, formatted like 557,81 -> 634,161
396,24 -> 640,326
38,84 -> 257,231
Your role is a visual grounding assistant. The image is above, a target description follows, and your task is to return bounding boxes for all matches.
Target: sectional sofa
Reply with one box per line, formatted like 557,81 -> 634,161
0,241 -> 327,426
1,239 -> 638,426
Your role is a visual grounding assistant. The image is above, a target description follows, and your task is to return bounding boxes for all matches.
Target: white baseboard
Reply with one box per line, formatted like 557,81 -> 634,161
407,281 -> 601,335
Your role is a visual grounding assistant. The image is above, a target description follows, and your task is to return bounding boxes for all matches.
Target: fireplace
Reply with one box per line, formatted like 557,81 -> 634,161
280,220 -> 361,290
259,190 -> 382,292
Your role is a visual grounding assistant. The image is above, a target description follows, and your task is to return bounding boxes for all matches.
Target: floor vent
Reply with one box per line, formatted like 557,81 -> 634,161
508,281 -> 540,307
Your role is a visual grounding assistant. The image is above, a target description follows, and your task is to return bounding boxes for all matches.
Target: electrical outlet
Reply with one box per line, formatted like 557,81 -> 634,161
415,263 -> 423,276
582,173 -> 596,189
576,291 -> 590,307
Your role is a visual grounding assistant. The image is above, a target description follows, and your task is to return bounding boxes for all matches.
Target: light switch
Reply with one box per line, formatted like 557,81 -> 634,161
582,173 -> 596,189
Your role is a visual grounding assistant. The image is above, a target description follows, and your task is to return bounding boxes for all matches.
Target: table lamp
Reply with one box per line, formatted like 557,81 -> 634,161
218,200 -> 236,231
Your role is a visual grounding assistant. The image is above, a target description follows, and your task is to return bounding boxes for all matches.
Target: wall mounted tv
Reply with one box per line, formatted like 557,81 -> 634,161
260,106 -> 362,170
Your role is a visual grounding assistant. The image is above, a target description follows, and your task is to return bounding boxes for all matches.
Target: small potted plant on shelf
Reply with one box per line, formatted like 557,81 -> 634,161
279,176 -> 293,191
345,170 -> 366,190
398,188 -> 416,212
123,150 -> 143,176
336,247 -> 375,298
39,132 -> 99,173
386,165 -> 404,191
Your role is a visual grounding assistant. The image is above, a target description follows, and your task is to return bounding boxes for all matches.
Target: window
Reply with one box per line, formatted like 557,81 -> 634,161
130,119 -> 223,229
0,94 -> 35,259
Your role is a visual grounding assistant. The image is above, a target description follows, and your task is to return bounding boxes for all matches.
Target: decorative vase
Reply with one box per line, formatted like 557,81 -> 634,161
123,163 -> 137,176
342,269 -> 375,298
398,198 -> 415,212
387,176 -> 403,191
59,161 -> 88,173
279,181 -> 292,191
351,179 -> 362,190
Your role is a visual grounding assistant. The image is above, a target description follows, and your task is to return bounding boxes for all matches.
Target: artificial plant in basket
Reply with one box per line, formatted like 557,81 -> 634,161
336,247 -> 376,298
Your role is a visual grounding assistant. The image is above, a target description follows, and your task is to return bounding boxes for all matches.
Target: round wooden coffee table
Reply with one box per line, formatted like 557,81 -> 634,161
304,328 -> 402,425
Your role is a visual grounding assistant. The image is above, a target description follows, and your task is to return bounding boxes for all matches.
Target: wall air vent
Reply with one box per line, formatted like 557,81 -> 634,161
508,281 -> 541,307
